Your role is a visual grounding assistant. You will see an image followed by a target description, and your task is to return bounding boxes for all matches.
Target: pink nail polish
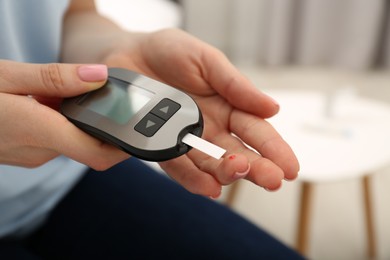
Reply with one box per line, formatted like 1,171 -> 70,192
78,64 -> 107,82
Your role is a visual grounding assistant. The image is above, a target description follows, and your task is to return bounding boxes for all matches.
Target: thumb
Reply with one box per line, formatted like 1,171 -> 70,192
0,59 -> 107,97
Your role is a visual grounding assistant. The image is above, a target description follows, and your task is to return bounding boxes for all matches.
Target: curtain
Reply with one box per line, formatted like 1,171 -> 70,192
182,0 -> 390,69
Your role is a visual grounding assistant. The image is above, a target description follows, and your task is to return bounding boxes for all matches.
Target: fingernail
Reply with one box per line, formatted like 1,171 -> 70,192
266,93 -> 279,107
209,194 -> 221,200
209,187 -> 222,199
78,64 -> 107,82
264,182 -> 282,192
233,164 -> 250,180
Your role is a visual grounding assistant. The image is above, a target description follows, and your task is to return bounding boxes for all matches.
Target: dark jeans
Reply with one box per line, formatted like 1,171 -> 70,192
0,158 -> 303,259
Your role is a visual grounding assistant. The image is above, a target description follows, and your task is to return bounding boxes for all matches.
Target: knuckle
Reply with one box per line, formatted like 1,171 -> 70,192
91,164 -> 111,172
241,116 -> 261,139
88,144 -> 129,171
89,159 -> 114,171
212,47 -> 227,59
25,155 -> 57,168
24,160 -> 47,168
39,63 -> 64,92
186,183 -> 204,195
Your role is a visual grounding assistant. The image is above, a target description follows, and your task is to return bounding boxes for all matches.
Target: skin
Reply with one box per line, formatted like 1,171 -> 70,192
0,0 -> 299,198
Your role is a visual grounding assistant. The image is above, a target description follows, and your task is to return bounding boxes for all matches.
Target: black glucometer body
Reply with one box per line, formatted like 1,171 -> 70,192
61,68 -> 203,161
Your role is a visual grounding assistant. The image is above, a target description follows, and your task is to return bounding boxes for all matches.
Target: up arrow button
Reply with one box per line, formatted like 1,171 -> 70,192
159,106 -> 169,114
151,98 -> 181,120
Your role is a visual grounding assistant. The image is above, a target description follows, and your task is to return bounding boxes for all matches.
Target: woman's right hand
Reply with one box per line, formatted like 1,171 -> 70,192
0,59 -> 129,169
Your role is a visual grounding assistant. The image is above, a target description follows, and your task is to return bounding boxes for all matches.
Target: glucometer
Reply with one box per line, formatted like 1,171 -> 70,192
61,68 -> 225,161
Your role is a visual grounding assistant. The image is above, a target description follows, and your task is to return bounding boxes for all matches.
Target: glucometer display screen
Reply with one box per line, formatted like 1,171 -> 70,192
80,78 -> 154,124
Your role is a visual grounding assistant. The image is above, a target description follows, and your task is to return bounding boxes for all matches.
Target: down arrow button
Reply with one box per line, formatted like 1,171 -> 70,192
134,113 -> 165,137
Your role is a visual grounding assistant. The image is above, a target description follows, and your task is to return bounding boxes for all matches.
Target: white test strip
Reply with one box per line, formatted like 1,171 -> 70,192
182,133 -> 226,159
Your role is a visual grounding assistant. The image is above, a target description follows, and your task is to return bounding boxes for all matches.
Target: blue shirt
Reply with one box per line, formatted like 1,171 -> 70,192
0,0 -> 88,238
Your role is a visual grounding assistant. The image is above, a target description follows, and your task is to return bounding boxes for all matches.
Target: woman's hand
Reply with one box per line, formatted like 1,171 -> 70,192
0,60 -> 129,169
102,29 -> 300,197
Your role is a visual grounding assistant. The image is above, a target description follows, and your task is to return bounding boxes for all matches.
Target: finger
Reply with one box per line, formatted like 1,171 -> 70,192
195,132 -> 284,190
45,112 -> 130,170
159,156 -> 222,198
214,154 -> 250,185
9,94 -> 129,170
187,148 -> 250,185
202,50 -> 279,118
229,110 -> 300,181
249,157 -> 284,191
0,59 -> 107,96
53,119 -> 130,170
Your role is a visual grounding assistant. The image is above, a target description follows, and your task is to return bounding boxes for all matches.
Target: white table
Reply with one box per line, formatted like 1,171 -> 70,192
266,89 -> 390,257
267,89 -> 390,183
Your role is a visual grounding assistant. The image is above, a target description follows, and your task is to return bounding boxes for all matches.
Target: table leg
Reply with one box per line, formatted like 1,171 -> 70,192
296,182 -> 313,256
363,175 -> 376,259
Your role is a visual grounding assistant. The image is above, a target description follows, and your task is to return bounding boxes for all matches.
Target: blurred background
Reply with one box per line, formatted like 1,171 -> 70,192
96,0 -> 390,259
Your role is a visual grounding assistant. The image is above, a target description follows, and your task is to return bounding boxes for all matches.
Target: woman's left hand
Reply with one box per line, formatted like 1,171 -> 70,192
102,29 -> 299,198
